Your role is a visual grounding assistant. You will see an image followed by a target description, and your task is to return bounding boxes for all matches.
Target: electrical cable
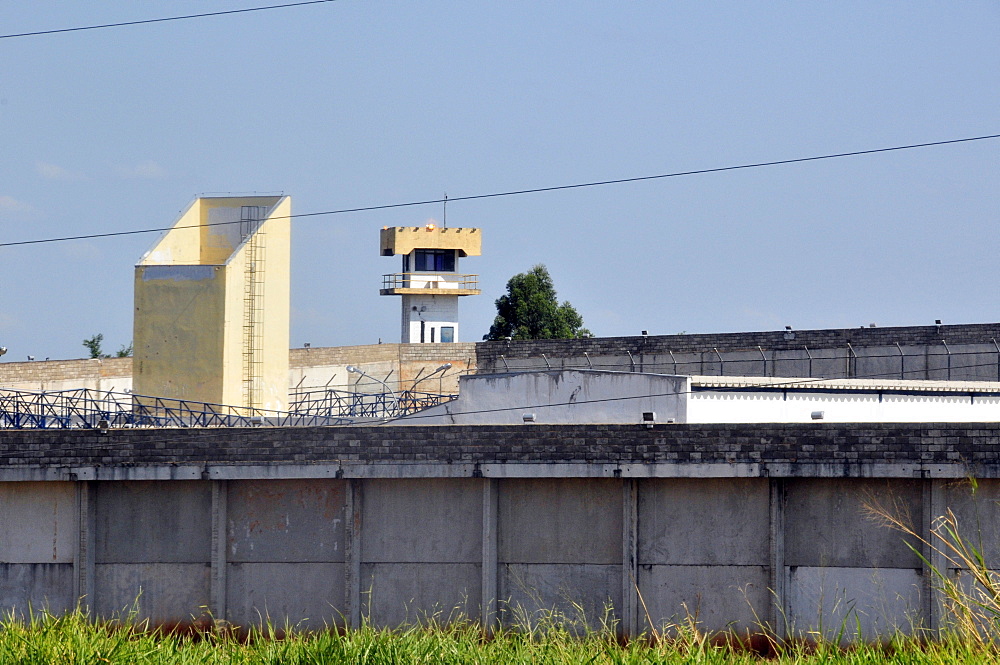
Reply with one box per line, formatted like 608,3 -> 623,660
0,0 -> 338,40
1,133 -> 997,249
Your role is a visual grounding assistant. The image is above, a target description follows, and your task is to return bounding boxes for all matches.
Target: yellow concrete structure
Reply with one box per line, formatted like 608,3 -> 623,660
380,224 -> 482,343
133,196 -> 291,411
380,226 -> 482,257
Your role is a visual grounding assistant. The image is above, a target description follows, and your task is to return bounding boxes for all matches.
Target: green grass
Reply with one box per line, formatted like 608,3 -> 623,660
3,608 -> 1000,664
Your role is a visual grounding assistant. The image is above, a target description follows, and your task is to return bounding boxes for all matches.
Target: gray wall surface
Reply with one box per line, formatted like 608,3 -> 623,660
476,324 -> 1000,382
0,475 -> 994,639
3,423 -> 1000,639
397,371 -> 688,425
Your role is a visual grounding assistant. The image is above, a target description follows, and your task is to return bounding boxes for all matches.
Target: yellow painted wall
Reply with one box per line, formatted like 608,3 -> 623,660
199,196 -> 282,264
134,196 -> 291,412
380,226 -> 482,256
219,197 -> 291,411
133,265 -> 226,404
256,196 -> 291,411
138,200 -> 202,265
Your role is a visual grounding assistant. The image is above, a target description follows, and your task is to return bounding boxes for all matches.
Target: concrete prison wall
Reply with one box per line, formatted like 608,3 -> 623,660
476,323 -> 1000,381
3,423 -> 1000,639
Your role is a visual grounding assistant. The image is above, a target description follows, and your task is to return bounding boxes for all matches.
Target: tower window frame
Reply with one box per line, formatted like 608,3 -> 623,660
413,249 -> 456,272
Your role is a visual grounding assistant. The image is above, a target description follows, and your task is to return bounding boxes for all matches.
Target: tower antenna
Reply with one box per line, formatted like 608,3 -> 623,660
442,193 -> 447,228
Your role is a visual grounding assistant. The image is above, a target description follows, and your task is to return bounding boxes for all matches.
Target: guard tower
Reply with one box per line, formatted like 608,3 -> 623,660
380,224 -> 482,343
133,195 -> 291,412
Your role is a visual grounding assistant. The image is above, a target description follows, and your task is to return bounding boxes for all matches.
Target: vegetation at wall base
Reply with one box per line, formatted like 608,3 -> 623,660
3,608 -> 1000,664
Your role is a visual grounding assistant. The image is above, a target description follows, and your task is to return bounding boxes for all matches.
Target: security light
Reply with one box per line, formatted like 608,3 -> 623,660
411,363 -> 454,390
522,413 -> 536,423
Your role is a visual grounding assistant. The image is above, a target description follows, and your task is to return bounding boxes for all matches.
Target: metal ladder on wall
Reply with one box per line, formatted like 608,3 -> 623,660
240,206 -> 268,411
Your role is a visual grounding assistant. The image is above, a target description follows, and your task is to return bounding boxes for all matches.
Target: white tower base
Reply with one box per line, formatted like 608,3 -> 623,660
401,295 -> 460,343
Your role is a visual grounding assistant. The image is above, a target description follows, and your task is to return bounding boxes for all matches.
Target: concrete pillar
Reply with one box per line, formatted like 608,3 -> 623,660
345,479 -> 363,628
926,477 -> 947,634
622,478 -> 638,635
211,480 -> 228,621
769,478 -> 786,639
75,481 -> 95,612
482,478 -> 498,632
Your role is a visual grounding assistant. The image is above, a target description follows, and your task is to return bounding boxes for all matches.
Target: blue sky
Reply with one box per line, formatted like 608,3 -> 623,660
0,1 -> 997,361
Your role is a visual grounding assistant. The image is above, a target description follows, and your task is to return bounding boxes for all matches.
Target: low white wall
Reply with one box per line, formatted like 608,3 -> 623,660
395,370 -> 689,425
689,390 -> 1000,423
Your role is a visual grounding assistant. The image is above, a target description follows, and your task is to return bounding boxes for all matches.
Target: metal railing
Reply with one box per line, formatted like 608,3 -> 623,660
0,388 -> 353,430
290,388 -> 457,419
381,273 -> 479,291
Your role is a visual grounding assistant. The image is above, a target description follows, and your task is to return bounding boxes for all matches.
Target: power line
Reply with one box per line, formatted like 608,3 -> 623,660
1,133 -> 997,250
0,0 -> 338,40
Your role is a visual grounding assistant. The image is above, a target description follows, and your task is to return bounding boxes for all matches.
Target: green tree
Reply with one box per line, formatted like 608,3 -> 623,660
484,264 -> 591,341
82,333 -> 105,359
82,334 -> 132,359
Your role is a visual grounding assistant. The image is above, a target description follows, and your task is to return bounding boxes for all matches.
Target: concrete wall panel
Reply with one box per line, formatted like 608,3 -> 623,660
226,562 -> 345,629
361,563 -> 481,627
940,479 -> 1000,566
95,481 -> 211,563
788,566 -> 924,640
638,478 -> 769,565
500,479 -> 621,564
637,565 -> 770,634
0,482 -> 76,563
362,479 -> 481,563
0,563 -> 75,616
784,479 -> 921,568
94,563 -> 210,622
499,563 -> 621,629
227,479 -> 346,563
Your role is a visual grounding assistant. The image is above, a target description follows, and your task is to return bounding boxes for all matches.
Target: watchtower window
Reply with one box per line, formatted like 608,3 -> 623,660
414,249 -> 456,272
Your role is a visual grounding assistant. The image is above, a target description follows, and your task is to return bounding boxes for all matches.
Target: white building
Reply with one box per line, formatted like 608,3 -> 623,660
393,370 -> 1000,425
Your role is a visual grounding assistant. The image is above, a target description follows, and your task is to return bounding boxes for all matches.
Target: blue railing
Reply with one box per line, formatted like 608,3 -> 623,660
289,387 -> 457,419
0,388 -> 352,430
0,385 -> 457,429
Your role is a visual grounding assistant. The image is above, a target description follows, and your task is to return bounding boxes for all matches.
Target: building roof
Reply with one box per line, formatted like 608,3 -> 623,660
690,375 -> 1000,394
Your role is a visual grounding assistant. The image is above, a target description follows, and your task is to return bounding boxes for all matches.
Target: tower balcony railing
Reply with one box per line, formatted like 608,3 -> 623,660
380,273 -> 480,294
